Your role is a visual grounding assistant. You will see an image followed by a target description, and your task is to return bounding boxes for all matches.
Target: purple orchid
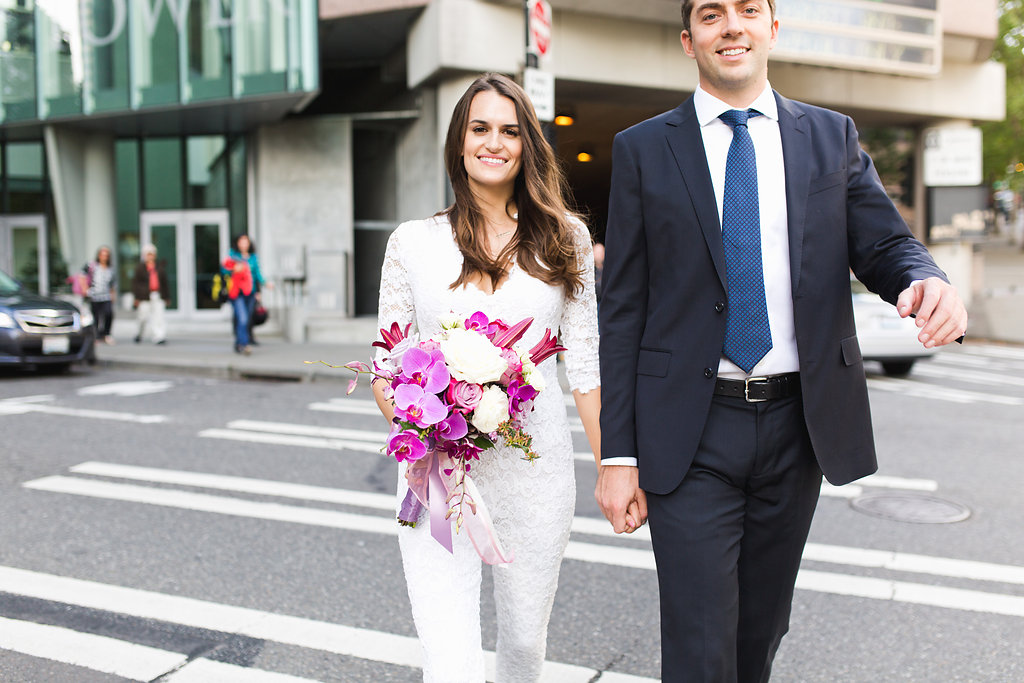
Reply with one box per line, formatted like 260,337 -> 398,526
528,329 -> 567,365
387,428 -> 428,462
372,322 -> 412,351
507,380 -> 538,415
393,384 -> 449,428
399,346 -> 450,393
464,311 -> 497,336
436,411 -> 469,441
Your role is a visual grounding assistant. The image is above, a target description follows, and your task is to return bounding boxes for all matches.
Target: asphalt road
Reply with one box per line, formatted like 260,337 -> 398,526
0,342 -> 1022,682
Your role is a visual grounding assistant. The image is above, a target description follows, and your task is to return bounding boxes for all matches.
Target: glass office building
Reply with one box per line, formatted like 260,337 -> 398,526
0,0 -> 317,308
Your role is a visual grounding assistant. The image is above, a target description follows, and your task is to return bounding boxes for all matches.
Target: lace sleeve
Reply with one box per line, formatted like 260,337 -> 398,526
559,220 -> 601,393
376,225 -> 416,359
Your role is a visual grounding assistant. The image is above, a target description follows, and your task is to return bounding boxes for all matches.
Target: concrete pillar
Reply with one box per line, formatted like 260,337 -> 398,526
42,125 -> 117,274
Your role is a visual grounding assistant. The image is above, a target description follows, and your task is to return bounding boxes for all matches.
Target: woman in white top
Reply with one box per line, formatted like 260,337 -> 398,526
373,73 -> 603,682
86,245 -> 116,344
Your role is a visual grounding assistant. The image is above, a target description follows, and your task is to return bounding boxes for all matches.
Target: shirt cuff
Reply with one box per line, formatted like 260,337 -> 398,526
600,456 -> 638,467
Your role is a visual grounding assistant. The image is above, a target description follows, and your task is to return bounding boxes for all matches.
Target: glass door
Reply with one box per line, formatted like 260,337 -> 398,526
0,215 -> 48,293
140,209 -> 229,318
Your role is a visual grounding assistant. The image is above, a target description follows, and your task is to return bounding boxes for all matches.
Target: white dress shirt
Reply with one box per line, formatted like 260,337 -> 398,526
602,83 -> 800,469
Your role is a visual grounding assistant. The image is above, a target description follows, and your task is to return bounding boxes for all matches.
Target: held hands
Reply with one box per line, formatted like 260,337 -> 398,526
896,277 -> 968,348
595,465 -> 648,534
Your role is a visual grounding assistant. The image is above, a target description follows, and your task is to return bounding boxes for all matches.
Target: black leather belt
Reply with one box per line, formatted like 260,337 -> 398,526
714,372 -> 801,403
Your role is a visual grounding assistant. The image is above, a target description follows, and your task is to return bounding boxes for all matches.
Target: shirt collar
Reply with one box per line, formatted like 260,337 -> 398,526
694,82 -> 778,127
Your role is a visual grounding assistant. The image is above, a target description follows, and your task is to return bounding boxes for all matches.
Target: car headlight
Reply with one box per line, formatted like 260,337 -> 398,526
0,312 -> 15,328
79,309 -> 94,327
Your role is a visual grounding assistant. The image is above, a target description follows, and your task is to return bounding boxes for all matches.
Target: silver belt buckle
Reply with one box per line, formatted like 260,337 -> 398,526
744,376 -> 769,403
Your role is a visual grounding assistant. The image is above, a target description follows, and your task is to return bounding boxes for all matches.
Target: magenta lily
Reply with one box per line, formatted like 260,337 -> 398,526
491,316 -> 533,349
393,384 -> 449,428
372,322 -> 412,351
528,329 -> 566,365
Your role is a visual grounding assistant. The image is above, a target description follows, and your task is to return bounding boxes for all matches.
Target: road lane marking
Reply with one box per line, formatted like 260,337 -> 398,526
309,397 -> 586,431
0,615 -> 186,680
199,427 -> 385,453
26,471 -> 1024,590
204,421 -> 597,461
165,659 -> 326,682
77,380 -> 175,397
0,394 -> 168,423
0,566 -> 657,683
867,377 -> 1023,406
911,363 -> 1024,388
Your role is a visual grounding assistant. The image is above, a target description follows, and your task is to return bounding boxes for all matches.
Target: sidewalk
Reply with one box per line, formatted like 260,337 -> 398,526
95,317 -> 380,383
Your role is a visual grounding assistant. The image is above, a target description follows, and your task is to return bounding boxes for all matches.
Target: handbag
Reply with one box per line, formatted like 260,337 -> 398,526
252,305 -> 268,326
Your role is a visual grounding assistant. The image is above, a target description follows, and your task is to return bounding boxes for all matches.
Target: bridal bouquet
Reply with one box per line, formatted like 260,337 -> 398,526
341,311 -> 564,564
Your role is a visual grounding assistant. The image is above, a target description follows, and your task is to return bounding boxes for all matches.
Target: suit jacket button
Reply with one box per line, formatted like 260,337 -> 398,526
715,301 -> 725,313
704,368 -> 714,378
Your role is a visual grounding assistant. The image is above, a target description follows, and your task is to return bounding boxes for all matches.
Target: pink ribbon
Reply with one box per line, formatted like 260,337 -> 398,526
405,451 -> 514,565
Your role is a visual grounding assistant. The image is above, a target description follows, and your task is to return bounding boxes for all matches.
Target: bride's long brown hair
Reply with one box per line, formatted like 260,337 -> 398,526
441,73 -> 584,298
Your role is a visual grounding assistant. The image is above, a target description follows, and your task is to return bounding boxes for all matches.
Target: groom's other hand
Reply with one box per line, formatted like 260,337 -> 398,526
896,276 -> 967,347
596,465 -> 648,534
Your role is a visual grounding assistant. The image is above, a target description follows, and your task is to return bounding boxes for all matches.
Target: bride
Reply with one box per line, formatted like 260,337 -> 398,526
372,73 -> 607,682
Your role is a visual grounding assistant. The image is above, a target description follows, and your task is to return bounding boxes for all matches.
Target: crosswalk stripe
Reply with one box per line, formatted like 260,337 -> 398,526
0,402 -> 168,423
0,615 -> 186,680
0,566 -> 657,683
0,616 -> 319,683
25,471 -> 1024,589
911,363 -> 1024,387
308,398 -> 586,431
198,428 -> 385,453
867,376 -> 1024,405
205,422 -> 597,461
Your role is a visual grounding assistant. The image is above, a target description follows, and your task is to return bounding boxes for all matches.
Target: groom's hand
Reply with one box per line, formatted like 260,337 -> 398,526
596,465 -> 648,534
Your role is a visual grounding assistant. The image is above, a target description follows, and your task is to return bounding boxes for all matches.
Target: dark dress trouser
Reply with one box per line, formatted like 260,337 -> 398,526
646,392 -> 822,683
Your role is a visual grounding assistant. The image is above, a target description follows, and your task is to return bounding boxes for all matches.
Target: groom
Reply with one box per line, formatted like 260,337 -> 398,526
597,1 -> 968,681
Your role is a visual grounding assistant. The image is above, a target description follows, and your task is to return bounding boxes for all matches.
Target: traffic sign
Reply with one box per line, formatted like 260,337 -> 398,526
524,67 -> 554,122
527,0 -> 552,62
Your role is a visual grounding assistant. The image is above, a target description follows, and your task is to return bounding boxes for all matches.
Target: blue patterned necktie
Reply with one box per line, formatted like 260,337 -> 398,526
719,109 -> 772,373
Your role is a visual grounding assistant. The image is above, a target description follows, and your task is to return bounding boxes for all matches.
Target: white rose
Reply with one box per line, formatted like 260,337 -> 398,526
471,385 -> 510,433
439,328 -> 508,384
524,364 -> 545,392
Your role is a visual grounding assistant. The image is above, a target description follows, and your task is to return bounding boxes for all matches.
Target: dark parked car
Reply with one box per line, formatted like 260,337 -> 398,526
0,268 -> 96,370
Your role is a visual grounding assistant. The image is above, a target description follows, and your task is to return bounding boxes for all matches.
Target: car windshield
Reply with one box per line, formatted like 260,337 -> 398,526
0,270 -> 22,296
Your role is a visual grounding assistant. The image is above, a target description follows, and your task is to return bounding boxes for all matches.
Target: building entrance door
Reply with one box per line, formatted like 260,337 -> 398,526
0,215 -> 48,294
140,210 -> 230,318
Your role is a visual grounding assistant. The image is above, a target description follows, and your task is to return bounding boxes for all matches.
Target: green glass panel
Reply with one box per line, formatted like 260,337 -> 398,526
234,0 -> 289,96
150,223 -> 178,310
115,139 -> 140,293
6,141 -> 45,212
131,0 -> 180,107
193,222 -> 222,310
11,225 -> 39,291
88,0 -> 130,112
0,2 -> 38,121
36,5 -> 83,118
186,0 -> 230,102
186,136 -> 226,209
143,138 -> 183,210
228,136 -> 247,239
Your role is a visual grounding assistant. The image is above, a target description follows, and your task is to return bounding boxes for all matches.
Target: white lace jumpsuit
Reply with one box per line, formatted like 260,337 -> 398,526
376,215 -> 600,683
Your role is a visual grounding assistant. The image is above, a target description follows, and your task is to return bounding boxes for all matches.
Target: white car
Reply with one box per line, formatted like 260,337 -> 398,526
852,278 -> 937,376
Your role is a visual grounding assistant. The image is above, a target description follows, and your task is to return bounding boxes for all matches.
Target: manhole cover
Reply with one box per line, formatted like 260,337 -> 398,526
850,492 -> 971,524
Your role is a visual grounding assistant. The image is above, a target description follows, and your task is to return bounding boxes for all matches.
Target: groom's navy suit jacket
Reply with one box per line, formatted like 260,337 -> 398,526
599,92 -> 947,494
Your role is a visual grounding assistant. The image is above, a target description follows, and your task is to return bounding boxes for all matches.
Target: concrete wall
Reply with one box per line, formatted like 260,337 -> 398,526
254,116 -> 353,339
406,0 -> 1005,123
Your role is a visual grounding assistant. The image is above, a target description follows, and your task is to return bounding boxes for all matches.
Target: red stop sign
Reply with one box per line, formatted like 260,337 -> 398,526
530,0 -> 551,56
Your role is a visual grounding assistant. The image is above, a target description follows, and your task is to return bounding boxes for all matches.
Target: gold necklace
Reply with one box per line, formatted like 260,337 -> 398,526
493,212 -> 519,239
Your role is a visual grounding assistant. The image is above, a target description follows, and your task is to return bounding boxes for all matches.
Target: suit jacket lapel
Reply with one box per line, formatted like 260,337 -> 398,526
777,92 -> 810,295
665,98 -> 728,291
